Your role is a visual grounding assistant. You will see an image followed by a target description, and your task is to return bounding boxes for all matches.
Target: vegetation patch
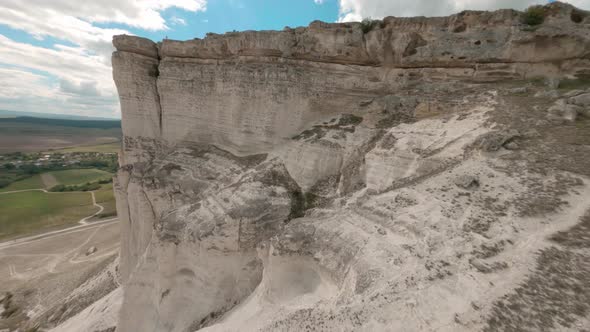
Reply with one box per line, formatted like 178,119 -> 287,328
557,77 -> 590,90
484,211 -> 590,331
521,6 -> 546,26
49,182 -> 101,192
360,18 -> 380,34
1,148 -> 118,190
0,174 -> 44,192
95,183 -> 117,218
47,169 -> 112,186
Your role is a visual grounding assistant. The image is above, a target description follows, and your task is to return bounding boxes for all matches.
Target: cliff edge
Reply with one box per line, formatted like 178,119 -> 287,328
56,2 -> 590,331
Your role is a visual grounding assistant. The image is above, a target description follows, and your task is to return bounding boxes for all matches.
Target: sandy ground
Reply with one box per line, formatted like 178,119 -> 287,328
0,219 -> 120,331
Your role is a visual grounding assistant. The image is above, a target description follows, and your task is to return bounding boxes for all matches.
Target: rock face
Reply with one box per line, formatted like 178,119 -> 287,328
79,2 -> 590,331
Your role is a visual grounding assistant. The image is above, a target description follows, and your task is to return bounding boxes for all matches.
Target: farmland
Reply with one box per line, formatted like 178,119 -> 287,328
0,190 -> 98,240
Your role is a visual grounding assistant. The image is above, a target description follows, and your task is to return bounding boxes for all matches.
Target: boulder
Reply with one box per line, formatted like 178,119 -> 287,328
85,246 -> 97,256
547,99 -> 580,123
454,175 -> 480,190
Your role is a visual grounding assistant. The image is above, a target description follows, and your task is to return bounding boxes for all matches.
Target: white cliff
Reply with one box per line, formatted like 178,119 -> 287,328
54,2 -> 590,331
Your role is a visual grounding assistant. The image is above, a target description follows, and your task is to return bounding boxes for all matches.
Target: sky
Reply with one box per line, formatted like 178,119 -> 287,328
0,0 -> 589,119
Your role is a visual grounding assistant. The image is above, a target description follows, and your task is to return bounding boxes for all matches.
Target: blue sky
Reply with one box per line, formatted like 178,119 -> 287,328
0,0 -> 586,119
120,0 -> 340,42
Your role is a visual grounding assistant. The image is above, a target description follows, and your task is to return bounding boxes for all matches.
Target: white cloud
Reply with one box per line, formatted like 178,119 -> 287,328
565,0 -> 590,9
60,79 -> 101,97
0,1 -> 206,32
336,0 -> 590,22
0,1 -> 207,117
171,16 -> 188,26
0,35 -> 119,116
0,67 -> 54,99
0,66 -> 119,118
0,35 -> 114,94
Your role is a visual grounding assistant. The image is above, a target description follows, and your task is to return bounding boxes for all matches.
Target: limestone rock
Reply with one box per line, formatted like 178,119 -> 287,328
569,92 -> 590,107
454,175 -> 480,189
51,3 -> 590,332
547,99 -> 580,123
85,246 -> 98,256
113,35 -> 158,59
534,89 -> 559,99
474,129 -> 520,152
568,92 -> 590,118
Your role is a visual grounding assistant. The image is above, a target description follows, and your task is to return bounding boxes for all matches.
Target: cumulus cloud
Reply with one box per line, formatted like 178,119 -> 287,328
60,79 -> 101,97
0,35 -> 114,94
0,1 -> 207,117
337,0 -> 590,22
0,66 -> 119,118
0,67 -> 54,99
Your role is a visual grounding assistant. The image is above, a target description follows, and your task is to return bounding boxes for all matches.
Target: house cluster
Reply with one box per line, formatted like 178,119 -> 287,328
1,151 -> 117,169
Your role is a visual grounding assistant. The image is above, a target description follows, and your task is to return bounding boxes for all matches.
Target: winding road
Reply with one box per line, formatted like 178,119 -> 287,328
0,188 -> 116,249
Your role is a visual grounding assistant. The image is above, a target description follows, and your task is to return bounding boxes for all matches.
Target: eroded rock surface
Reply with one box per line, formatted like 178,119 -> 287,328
54,2 -> 590,331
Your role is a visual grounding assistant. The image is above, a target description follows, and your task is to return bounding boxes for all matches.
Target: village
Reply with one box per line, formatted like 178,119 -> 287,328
0,150 -> 118,189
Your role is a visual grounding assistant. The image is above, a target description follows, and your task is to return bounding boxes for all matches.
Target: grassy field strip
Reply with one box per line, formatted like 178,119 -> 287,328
0,184 -> 117,239
47,142 -> 121,153
0,169 -> 113,193
0,168 -> 117,239
0,190 -> 99,240
93,183 -> 117,218
0,189 -> 101,195
0,189 -> 108,224
0,174 -> 45,192
79,192 -> 103,225
0,188 -> 47,195
40,172 -> 58,188
47,169 -> 112,186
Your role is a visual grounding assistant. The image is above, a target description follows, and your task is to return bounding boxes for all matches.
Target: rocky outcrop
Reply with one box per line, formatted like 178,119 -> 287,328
112,2 -> 590,159
74,2 -> 590,331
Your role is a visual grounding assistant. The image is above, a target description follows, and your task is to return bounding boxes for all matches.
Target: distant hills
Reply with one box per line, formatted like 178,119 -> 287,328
0,110 -> 120,121
0,116 -> 120,129
0,114 -> 122,153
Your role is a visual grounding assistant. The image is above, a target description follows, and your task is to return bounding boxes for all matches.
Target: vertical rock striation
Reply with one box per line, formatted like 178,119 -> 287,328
105,2 -> 590,331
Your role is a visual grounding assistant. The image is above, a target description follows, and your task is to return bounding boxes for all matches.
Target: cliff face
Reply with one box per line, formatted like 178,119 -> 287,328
104,2 -> 590,331
113,3 -> 590,160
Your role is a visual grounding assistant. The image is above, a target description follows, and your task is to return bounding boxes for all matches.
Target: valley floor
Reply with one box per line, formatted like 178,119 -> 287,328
0,219 -> 120,331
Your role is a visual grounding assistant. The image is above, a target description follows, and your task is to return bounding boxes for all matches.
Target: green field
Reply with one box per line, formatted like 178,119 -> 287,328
0,174 -> 44,192
0,168 -> 113,192
48,142 -> 121,154
0,168 -> 117,238
46,169 -> 112,186
94,183 -> 117,218
0,191 -> 97,240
